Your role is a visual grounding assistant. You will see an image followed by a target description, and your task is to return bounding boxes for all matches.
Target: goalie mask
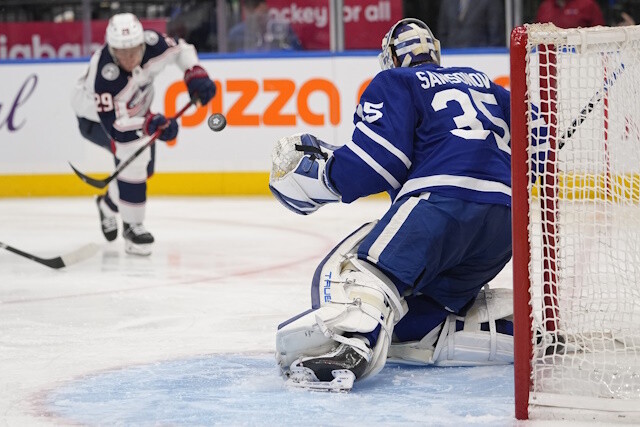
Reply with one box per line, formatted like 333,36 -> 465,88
378,18 -> 441,70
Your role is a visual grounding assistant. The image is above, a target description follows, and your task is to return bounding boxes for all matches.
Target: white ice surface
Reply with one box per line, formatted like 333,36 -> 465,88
0,196 -> 584,426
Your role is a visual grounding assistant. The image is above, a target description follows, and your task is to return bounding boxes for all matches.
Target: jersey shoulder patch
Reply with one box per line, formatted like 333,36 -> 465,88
142,30 -> 174,62
144,30 -> 159,46
101,63 -> 120,81
94,47 -> 127,94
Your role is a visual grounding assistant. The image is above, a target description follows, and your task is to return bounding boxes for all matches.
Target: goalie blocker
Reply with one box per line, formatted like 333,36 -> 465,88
276,222 -> 514,392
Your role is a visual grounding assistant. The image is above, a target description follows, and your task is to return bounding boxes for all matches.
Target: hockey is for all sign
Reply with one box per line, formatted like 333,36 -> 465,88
266,0 -> 402,50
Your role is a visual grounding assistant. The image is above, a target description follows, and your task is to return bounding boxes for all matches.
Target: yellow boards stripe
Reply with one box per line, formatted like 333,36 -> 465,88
0,172 -> 272,197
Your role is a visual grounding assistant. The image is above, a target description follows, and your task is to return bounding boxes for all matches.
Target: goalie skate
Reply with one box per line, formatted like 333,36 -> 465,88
284,342 -> 367,392
285,366 -> 355,392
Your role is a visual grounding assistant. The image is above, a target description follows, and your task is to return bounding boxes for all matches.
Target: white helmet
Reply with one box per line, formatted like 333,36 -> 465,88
378,18 -> 441,70
105,13 -> 144,49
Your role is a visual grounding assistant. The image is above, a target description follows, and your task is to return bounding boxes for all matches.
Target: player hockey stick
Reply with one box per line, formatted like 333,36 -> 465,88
69,101 -> 195,189
0,241 -> 99,269
559,63 -> 625,149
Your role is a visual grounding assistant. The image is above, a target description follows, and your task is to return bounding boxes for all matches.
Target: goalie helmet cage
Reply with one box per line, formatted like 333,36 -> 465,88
511,23 -> 640,422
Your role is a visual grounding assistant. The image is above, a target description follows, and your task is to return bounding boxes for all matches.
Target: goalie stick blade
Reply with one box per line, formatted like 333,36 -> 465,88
69,162 -> 110,189
0,241 -> 100,269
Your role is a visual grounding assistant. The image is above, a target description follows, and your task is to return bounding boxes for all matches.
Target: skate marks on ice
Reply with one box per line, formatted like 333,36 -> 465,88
44,354 -> 514,426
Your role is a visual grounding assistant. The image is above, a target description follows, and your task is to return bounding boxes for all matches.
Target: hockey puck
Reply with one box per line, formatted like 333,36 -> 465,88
207,113 -> 227,132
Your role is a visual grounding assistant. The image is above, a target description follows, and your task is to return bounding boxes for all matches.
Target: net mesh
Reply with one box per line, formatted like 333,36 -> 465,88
524,23 -> 640,407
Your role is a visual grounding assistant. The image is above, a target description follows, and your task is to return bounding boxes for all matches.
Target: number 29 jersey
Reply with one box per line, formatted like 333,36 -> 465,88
71,30 -> 199,143
328,63 -> 512,206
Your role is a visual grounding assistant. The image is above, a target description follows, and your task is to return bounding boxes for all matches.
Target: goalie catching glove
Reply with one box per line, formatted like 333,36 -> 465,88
184,65 -> 216,105
269,133 -> 341,215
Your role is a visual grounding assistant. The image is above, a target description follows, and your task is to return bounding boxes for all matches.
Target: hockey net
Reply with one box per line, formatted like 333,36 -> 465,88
511,23 -> 640,422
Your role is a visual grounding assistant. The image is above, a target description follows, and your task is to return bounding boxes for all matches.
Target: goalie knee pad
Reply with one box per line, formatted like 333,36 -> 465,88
387,287 -> 514,366
276,222 -> 408,390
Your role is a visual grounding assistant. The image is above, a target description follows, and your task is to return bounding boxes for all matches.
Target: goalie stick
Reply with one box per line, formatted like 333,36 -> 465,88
69,101 -> 195,189
559,63 -> 625,149
0,241 -> 99,269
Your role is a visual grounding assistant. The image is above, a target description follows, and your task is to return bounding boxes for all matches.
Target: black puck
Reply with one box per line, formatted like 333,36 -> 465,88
207,113 -> 227,132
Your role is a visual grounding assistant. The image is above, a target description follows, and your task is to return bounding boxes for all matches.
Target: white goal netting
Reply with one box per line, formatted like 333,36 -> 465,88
522,23 -> 640,419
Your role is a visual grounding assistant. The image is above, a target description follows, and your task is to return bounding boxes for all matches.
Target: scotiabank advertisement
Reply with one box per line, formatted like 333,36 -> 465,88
0,20 -> 167,59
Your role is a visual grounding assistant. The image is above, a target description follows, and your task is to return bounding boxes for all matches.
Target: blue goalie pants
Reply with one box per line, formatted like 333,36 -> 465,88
357,193 -> 512,342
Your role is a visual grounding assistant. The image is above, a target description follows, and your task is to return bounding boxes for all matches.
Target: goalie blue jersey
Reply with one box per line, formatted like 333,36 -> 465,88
328,63 -> 511,206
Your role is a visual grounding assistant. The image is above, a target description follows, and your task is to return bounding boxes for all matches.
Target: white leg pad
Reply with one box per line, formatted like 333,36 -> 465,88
387,287 -> 514,366
276,222 -> 408,381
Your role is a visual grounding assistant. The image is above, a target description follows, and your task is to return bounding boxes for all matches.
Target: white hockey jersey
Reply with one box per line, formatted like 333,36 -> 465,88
71,30 -> 199,142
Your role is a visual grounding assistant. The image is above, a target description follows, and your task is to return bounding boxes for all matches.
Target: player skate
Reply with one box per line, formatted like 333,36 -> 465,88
96,195 -> 118,242
276,222 -> 408,392
122,222 -> 154,256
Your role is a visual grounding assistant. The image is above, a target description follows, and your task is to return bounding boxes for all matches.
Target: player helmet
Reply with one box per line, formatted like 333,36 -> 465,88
378,18 -> 441,70
105,13 -> 144,49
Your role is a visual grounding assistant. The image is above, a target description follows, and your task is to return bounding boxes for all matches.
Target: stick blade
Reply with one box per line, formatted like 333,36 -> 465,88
1,241 -> 100,269
59,243 -> 100,268
69,162 -> 109,189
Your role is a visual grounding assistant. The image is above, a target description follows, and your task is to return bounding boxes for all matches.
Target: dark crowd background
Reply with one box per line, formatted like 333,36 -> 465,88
0,0 -> 637,53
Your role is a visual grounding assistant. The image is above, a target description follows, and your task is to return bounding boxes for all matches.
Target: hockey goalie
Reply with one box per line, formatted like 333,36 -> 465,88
269,18 -> 514,392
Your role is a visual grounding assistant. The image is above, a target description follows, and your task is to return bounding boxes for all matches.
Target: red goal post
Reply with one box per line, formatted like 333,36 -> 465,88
511,23 -> 640,422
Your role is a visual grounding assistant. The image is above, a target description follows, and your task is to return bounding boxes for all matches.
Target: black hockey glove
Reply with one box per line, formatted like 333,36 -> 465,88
184,65 -> 216,105
143,113 -> 178,141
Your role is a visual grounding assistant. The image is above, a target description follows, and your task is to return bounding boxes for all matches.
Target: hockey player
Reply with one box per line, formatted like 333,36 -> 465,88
71,13 -> 216,255
269,18 -> 514,391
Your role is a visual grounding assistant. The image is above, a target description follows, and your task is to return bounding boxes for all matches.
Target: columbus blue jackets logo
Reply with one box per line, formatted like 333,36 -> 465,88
101,63 -> 120,81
